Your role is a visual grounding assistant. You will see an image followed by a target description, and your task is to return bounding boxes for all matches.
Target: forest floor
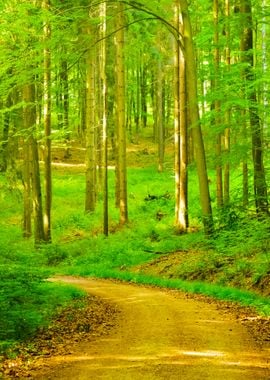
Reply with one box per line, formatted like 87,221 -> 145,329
2,277 -> 269,379
1,139 -> 269,378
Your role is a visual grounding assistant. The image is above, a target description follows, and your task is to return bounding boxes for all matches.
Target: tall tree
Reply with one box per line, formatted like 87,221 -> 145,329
156,58 -> 164,172
23,82 -> 45,245
179,0 -> 213,233
115,2 -> 128,225
99,2 -> 109,235
223,0 -> 231,205
213,0 -> 223,208
240,0 -> 269,215
0,94 -> 12,172
174,0 -> 188,232
42,0 -> 52,242
84,24 -> 96,213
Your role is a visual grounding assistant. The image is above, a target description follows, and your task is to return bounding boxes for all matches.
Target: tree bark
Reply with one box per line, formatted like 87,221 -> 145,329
157,60 -> 164,172
224,0 -> 231,205
42,0 -> 52,242
213,0 -> 223,208
115,2 -> 128,225
99,3 -> 109,235
174,1 -> 188,233
0,95 -> 11,172
179,0 -> 213,233
240,0 -> 269,215
22,136 -> 32,239
85,27 -> 96,213
23,83 -> 45,245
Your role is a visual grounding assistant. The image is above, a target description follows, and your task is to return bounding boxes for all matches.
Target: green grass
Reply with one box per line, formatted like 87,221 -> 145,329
0,162 -> 270,356
0,265 -> 85,355
91,270 -> 270,316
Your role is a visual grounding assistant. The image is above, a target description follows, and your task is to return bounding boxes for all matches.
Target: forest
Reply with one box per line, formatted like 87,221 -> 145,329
0,0 -> 270,377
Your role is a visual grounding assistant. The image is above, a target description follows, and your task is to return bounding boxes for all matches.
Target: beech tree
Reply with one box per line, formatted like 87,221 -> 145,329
115,2 -> 128,225
99,3 -> 109,235
178,0 -> 213,233
42,0 -> 52,242
174,0 -> 188,232
84,24 -> 97,213
239,0 -> 269,215
1,0 -> 269,240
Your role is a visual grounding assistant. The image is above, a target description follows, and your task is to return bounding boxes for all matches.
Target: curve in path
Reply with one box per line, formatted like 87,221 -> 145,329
36,277 -> 269,379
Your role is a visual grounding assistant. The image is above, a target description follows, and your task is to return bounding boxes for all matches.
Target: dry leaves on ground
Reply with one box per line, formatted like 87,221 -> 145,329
1,295 -> 119,379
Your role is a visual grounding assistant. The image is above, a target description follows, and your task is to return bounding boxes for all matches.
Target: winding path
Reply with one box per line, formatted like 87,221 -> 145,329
36,277 -> 269,379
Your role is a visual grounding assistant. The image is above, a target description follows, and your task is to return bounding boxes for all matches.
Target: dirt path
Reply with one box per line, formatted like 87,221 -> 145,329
30,277 -> 269,379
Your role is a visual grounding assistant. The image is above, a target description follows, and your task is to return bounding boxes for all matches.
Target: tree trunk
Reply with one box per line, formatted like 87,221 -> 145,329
23,83 -> 45,245
99,3 -> 109,235
174,1 -> 188,233
0,95 -> 11,172
224,0 -> 231,205
157,60 -> 164,172
179,0 -> 213,233
85,28 -> 96,213
213,0 -> 223,208
22,136 -> 32,239
141,64 -> 147,128
42,0 -> 52,242
240,0 -> 269,215
115,2 -> 128,225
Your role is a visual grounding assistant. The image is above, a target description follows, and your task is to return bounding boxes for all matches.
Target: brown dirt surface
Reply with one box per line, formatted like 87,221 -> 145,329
1,293 -> 118,379
1,276 -> 270,379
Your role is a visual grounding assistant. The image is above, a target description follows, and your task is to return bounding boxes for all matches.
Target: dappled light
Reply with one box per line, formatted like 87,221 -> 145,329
0,0 -> 269,378
13,277 -> 266,380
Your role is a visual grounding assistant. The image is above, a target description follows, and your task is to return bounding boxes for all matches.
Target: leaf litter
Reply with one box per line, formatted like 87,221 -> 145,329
1,295 -> 119,379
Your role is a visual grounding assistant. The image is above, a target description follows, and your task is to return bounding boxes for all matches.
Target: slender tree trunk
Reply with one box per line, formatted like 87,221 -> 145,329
179,0 -> 213,233
22,135 -> 32,238
157,60 -> 164,172
224,0 -> 231,205
0,95 -> 11,172
42,0 -> 52,242
141,64 -> 147,128
23,83 -> 45,245
61,59 -> 69,132
31,134 -> 45,245
213,0 -> 223,208
61,59 -> 71,159
99,3 -> 109,235
56,66 -> 63,129
135,65 -> 140,136
115,2 -> 128,224
174,1 -> 188,232
85,28 -> 96,212
240,0 -> 269,215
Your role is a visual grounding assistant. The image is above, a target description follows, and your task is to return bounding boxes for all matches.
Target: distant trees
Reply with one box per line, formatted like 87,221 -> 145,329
0,0 -> 269,243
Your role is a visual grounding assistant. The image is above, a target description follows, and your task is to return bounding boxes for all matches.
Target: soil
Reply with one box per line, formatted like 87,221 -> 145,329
2,276 -> 269,379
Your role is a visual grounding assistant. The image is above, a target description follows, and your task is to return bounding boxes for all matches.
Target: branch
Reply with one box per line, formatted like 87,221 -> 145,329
66,16 -> 161,73
54,1 -> 184,51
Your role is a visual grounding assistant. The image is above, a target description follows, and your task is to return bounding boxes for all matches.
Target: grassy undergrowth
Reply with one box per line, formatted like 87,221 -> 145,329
0,159 -> 270,356
0,265 -> 85,355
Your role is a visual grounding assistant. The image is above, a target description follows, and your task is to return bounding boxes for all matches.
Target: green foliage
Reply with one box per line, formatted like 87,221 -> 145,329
41,245 -> 69,266
0,265 -> 84,354
1,162 -> 270,356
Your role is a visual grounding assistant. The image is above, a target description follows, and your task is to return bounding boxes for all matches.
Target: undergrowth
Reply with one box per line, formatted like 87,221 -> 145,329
0,163 -> 270,357
0,265 -> 84,356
